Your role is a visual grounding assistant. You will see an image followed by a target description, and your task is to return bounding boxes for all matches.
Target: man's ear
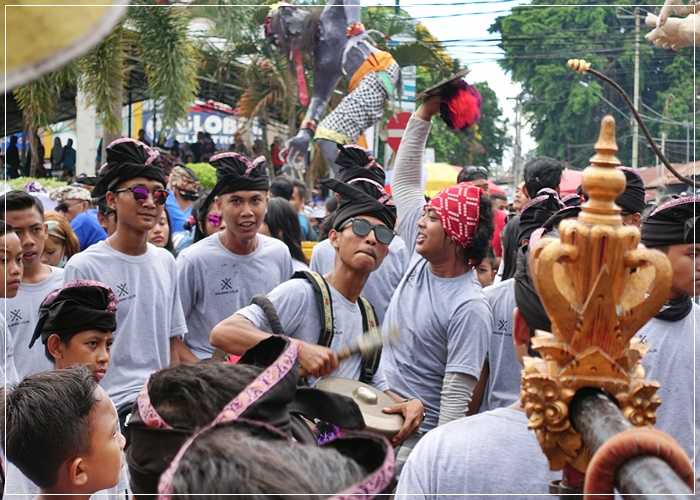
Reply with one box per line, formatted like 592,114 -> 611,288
513,307 -> 531,347
46,334 -> 64,361
328,228 -> 340,250
105,191 -> 117,211
214,196 -> 222,212
68,456 -> 88,488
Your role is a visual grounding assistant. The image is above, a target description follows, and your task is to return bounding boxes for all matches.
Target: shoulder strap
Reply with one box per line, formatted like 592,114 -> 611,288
357,296 -> 381,384
292,271 -> 335,347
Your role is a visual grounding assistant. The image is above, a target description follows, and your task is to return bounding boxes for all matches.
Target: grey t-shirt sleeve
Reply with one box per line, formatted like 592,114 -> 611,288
446,300 -> 491,376
63,259 -> 87,281
237,280 -> 320,344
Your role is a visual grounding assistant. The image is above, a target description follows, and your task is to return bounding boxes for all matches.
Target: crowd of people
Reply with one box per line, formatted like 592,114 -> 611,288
0,96 -> 697,498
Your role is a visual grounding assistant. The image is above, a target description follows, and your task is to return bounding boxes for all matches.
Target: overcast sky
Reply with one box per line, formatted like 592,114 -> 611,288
362,0 -> 538,167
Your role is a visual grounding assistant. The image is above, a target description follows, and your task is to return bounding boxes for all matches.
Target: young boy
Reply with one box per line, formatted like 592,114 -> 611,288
5,366 -> 125,497
0,191 -> 64,378
1,221 -> 23,384
177,152 -> 293,359
28,280 -> 117,382
4,281 -> 126,499
64,138 -> 193,423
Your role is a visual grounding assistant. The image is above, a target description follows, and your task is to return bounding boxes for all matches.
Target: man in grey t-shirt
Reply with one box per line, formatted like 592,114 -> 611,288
376,99 -> 493,451
1,191 -> 64,379
212,145 -> 424,446
396,236 -> 562,498
635,196 -> 700,464
64,139 -> 194,416
177,152 -> 293,359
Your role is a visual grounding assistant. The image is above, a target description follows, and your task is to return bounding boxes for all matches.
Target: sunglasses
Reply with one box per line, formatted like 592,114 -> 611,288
342,218 -> 394,245
207,213 -> 222,226
114,186 -> 168,206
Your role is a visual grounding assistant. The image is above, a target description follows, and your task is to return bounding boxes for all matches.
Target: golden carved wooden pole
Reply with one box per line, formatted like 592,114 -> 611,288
520,113 -> 673,473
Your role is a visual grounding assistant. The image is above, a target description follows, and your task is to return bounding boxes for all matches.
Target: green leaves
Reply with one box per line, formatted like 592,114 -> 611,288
79,25 -> 126,134
129,4 -> 200,130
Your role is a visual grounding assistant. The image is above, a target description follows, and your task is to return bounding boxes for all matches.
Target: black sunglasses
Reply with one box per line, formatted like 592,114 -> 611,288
342,218 -> 394,245
114,186 -> 168,206
464,166 -> 489,176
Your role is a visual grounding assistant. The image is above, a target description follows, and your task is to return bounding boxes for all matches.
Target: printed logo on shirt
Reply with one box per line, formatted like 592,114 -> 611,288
492,318 -> 512,337
7,308 -> 29,329
116,282 -> 136,302
635,334 -> 657,354
215,277 -> 238,296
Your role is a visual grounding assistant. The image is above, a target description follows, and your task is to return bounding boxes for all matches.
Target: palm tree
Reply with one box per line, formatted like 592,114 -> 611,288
13,2 -> 200,176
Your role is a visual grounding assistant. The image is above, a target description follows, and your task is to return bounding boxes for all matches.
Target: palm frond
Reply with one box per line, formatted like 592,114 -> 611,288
130,4 -> 200,129
79,25 -> 126,133
13,62 -> 79,130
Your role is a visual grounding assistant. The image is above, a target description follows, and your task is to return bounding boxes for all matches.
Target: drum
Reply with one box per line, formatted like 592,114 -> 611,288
314,377 -> 404,438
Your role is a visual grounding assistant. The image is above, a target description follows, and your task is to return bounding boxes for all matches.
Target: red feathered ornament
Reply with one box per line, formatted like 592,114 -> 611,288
440,81 -> 482,132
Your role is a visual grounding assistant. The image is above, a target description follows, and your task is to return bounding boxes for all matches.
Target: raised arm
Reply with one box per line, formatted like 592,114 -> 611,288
392,96 -> 441,222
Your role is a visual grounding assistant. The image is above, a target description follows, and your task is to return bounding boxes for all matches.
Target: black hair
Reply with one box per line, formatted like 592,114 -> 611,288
171,424 -> 366,497
458,165 -> 489,183
522,157 -> 563,198
264,197 -> 307,264
292,179 -> 308,202
161,208 -> 175,254
491,192 -> 507,202
6,366 -> 97,489
127,362 -> 265,496
0,219 -> 12,237
190,192 -> 216,244
147,362 -> 263,429
0,190 -> 45,220
461,194 -> 494,266
270,176 -> 294,200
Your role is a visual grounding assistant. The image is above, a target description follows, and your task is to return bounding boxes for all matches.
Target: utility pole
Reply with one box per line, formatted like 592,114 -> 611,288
632,8 -> 640,169
511,96 -> 522,188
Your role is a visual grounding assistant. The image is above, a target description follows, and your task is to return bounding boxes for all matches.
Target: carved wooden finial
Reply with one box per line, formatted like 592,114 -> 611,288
580,115 -> 625,227
590,114 -> 621,168
521,113 -> 672,473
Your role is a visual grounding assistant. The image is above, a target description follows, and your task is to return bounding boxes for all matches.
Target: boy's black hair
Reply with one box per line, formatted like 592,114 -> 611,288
522,157 -> 563,198
0,190 -> 45,220
147,362 -> 264,428
462,194 -> 494,266
171,424 -> 366,497
6,366 -> 97,489
270,176 -> 294,201
127,362 -> 264,496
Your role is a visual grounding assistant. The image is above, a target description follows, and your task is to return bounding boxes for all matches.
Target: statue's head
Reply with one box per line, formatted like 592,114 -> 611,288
264,2 -> 311,52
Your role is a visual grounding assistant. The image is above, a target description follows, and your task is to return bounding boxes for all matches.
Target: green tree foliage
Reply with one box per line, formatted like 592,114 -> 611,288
491,0 -> 697,168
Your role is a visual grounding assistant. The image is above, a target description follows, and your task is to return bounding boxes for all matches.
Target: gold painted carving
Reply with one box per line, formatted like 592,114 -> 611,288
521,114 -> 671,472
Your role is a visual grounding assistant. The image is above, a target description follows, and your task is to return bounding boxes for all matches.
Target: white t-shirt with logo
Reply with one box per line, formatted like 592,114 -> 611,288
176,233 -> 294,359
63,241 -> 187,408
1,267 -> 64,379
479,279 -> 520,412
634,304 -> 699,463
237,277 -> 384,385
